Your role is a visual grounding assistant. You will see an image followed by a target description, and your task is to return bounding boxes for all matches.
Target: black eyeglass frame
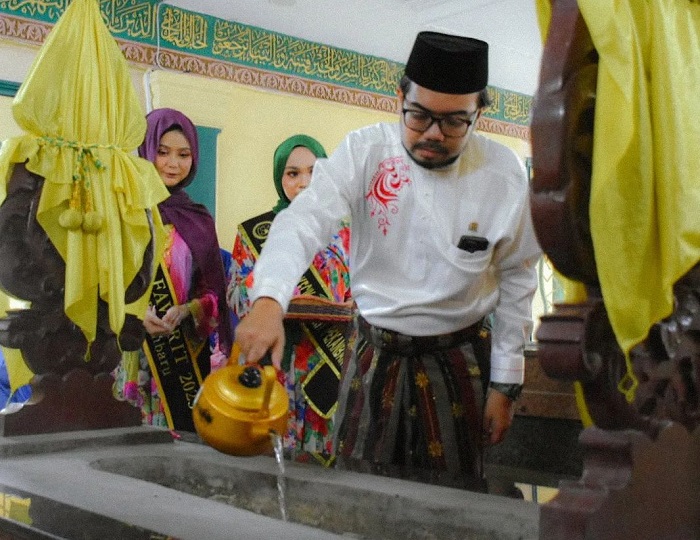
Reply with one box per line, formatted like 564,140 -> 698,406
401,108 -> 478,138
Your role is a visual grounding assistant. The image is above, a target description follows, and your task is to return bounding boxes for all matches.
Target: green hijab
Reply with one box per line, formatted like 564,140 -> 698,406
272,134 -> 327,214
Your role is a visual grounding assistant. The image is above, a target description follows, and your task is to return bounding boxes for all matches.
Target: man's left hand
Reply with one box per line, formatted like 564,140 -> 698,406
482,389 -> 515,445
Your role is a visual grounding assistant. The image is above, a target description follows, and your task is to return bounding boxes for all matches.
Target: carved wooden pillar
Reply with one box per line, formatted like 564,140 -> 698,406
0,162 -> 147,435
531,0 -> 700,537
540,425 -> 700,539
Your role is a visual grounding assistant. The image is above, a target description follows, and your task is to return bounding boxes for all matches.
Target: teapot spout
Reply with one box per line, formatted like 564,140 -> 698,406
250,422 -> 273,443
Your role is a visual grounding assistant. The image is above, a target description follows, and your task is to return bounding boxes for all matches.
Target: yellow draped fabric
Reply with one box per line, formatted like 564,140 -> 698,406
1,347 -> 33,394
535,0 -> 551,44
0,291 -> 33,393
0,0 -> 168,374
578,0 -> 700,359
536,0 -> 700,362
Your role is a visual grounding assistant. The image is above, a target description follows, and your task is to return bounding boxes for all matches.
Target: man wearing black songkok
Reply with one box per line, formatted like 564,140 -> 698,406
235,31 -> 542,492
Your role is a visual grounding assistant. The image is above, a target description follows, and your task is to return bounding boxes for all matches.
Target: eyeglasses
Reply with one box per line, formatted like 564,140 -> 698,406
402,108 -> 478,138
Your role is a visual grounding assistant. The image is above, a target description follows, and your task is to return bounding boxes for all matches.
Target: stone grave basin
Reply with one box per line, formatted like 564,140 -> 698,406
0,427 -> 539,539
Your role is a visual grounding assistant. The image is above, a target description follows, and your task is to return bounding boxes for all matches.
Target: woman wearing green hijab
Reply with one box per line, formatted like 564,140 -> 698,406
228,134 -> 351,466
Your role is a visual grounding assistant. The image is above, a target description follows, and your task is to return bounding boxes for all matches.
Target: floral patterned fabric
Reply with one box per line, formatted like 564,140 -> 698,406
229,216 -> 351,465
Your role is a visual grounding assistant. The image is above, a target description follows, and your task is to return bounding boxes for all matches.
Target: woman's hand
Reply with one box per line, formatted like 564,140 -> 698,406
162,303 -> 190,328
143,305 -> 172,337
143,304 -> 189,337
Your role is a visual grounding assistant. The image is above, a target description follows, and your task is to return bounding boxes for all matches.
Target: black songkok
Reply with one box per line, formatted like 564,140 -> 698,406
404,31 -> 488,94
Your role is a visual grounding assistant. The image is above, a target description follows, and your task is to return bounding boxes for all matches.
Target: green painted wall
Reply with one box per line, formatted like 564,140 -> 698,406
186,125 -> 220,218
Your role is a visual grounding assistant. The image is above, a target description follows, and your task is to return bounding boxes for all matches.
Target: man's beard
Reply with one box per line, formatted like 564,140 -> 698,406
404,142 -> 459,170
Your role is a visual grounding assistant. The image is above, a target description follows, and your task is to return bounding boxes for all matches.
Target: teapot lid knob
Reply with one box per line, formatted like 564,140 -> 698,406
238,365 -> 263,388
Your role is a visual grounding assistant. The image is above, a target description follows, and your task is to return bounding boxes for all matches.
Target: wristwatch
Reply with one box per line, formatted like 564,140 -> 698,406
489,382 -> 523,401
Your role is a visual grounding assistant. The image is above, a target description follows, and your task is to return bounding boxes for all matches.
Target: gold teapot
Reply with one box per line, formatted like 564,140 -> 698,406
192,350 -> 288,456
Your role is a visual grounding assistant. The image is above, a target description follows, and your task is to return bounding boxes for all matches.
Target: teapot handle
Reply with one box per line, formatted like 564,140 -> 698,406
227,342 -> 273,368
249,365 -> 279,443
227,342 -> 242,366
260,365 -> 277,417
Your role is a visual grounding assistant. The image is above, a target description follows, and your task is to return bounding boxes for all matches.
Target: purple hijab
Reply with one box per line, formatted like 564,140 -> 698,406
139,108 -> 233,355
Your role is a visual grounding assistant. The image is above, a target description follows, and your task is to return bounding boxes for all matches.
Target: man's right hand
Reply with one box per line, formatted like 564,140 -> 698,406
234,297 -> 285,368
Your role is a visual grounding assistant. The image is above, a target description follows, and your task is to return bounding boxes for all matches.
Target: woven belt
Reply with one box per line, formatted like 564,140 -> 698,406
357,315 -> 483,354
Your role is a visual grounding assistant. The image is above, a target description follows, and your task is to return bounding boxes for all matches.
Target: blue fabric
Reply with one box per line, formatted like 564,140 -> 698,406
220,247 -> 232,278
208,248 -> 238,354
220,247 -> 239,329
0,349 -> 32,406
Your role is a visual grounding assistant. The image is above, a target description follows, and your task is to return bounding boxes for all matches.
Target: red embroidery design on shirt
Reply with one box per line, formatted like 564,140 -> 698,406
364,157 -> 411,235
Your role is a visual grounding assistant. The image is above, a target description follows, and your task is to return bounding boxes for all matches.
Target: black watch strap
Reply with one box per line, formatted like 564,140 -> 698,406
489,382 -> 523,401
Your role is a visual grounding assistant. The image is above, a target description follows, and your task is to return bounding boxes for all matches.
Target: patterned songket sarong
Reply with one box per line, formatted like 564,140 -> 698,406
335,316 -> 488,491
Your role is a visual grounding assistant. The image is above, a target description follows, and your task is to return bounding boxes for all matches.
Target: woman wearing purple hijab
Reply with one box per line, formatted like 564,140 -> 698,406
113,108 -> 232,432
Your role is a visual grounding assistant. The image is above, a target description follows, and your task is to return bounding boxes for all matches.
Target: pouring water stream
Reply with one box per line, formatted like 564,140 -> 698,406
270,431 -> 288,521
